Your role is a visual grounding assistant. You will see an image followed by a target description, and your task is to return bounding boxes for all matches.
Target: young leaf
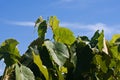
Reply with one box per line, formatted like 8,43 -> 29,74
49,16 -> 59,30
54,27 -> 76,45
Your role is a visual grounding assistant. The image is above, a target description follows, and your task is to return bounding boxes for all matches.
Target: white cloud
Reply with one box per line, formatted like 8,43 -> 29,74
60,22 -> 111,32
60,22 -> 120,39
5,20 -> 35,27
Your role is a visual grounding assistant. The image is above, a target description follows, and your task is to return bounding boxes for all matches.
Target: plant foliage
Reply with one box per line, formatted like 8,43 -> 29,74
0,16 -> 120,80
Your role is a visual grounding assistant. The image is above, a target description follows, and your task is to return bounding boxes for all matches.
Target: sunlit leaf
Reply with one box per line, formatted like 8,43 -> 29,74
32,50 -> 49,80
54,27 -> 75,45
49,16 -> 59,30
110,34 -> 120,44
95,55 -> 108,73
97,30 -> 104,51
110,46 -> 120,60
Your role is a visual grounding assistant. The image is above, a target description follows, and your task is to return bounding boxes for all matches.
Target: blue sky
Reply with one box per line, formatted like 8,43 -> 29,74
0,0 -> 120,75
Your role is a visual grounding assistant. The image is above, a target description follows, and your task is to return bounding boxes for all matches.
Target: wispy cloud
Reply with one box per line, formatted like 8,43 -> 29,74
60,22 -> 120,39
4,20 -> 35,27
2,19 -> 120,39
61,22 -> 111,32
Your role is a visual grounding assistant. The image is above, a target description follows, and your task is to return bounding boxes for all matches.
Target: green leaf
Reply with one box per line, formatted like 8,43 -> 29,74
44,41 -> 69,66
94,54 -> 108,73
28,38 -> 43,48
110,34 -> 120,44
73,40 -> 93,79
32,50 -> 49,80
38,20 -> 47,40
35,16 -> 43,27
54,27 -> 76,45
15,64 -> 35,80
109,59 -> 116,68
97,30 -> 104,51
0,39 -> 21,66
70,42 -> 77,68
56,69 -> 65,80
49,16 -> 59,30
90,30 -> 100,47
110,46 -> 120,60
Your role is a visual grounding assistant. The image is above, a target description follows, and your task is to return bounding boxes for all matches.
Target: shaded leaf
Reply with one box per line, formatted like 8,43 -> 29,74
90,30 -> 100,48
15,64 -> 35,80
28,38 -> 43,48
38,20 -> 47,41
44,41 -> 69,66
70,42 -> 77,68
0,39 -> 21,66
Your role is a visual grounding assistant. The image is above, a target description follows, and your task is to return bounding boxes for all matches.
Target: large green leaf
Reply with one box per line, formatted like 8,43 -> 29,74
54,27 -> 76,45
32,50 -> 49,80
0,39 -> 21,66
15,64 -> 35,80
49,16 -> 59,30
44,41 -> 69,66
